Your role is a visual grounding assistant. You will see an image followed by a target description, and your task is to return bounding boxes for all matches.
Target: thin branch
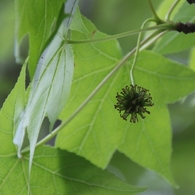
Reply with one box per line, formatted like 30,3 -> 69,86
66,23 -> 172,44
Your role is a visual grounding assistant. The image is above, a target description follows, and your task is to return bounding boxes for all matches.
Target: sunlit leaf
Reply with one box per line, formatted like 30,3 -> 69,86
56,9 -> 195,187
0,47 -> 143,195
14,32 -> 74,173
0,80 -> 143,195
13,0 -> 80,173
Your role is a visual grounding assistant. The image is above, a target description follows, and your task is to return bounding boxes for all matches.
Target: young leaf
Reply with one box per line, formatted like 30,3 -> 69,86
15,0 -> 65,76
56,10 -> 195,187
154,2 -> 195,54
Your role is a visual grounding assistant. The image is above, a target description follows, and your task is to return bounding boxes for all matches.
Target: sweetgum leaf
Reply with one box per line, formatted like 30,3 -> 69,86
0,62 -> 144,195
15,0 -> 65,76
56,9 -> 195,187
14,30 -> 74,173
13,1 -> 79,173
119,51 -> 195,187
0,146 -> 144,195
154,2 -> 195,54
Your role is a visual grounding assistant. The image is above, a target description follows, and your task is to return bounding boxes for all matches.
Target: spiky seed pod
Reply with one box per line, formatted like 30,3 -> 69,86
114,85 -> 154,123
175,22 -> 195,34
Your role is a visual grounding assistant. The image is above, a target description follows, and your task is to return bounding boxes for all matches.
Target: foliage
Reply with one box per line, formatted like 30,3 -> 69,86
1,0 -> 195,194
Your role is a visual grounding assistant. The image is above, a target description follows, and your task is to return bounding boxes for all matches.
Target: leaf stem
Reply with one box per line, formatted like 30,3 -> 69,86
21,29 -> 168,154
67,23 -> 172,44
130,18 -> 153,85
165,0 -> 181,21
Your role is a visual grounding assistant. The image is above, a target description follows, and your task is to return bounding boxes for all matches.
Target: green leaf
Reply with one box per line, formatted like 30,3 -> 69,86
120,51 -> 195,188
56,10 -> 195,186
133,51 -> 195,104
15,0 -> 65,76
0,146 -> 144,195
154,2 -> 195,54
0,62 -> 143,195
13,0 -> 79,175
14,23 -> 75,174
0,70 -> 143,194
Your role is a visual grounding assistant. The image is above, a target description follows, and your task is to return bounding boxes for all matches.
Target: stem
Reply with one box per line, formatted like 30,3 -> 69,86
67,23 -> 172,44
148,0 -> 164,24
165,0 -> 181,21
140,30 -> 168,50
130,18 -> 153,85
21,29 -> 168,154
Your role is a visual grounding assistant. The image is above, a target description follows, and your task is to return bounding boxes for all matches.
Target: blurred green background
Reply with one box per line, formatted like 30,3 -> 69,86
0,0 -> 195,194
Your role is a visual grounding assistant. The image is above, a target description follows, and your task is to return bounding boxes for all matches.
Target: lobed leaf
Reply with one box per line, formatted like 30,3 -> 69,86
56,10 -> 195,187
0,61 -> 143,195
13,0 -> 80,173
14,32 -> 74,173
0,146 -> 144,195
